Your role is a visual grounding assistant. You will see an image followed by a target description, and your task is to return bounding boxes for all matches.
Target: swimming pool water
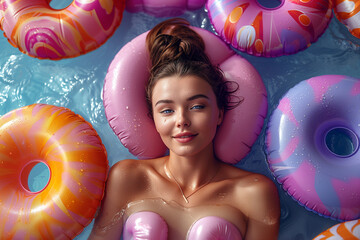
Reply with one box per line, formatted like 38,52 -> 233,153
1,3 -> 360,239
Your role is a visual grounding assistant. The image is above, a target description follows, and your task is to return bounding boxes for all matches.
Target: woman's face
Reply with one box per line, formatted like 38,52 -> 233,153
151,75 -> 223,157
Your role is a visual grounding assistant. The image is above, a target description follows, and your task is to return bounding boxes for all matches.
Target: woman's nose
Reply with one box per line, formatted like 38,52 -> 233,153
176,110 -> 191,127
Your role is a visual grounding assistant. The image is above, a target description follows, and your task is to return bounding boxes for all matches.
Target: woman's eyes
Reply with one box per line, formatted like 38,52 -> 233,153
159,104 -> 205,114
160,109 -> 174,114
191,104 -> 205,110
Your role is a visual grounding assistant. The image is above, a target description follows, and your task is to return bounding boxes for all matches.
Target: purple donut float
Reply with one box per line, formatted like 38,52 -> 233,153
266,75 -> 360,221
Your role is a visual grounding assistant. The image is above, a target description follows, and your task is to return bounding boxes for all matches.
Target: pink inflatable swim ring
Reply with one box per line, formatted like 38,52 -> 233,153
125,0 -> 206,17
103,25 -> 267,164
0,0 -> 125,60
206,0 -> 332,57
266,75 -> 360,221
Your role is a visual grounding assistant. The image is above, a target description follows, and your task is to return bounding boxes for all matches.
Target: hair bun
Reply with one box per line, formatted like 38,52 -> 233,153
149,34 -> 181,67
146,18 -> 210,68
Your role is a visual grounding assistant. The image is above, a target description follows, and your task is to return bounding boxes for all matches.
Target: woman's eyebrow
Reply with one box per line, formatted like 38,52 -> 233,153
187,94 -> 209,101
155,94 -> 209,106
155,99 -> 173,106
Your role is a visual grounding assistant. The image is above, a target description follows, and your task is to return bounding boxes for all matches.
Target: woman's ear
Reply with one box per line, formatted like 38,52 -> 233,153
217,108 -> 224,126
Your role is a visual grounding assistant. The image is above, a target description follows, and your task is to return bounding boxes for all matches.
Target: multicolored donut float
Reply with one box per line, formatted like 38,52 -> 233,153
103,24 -> 267,164
206,0 -> 332,57
333,0 -> 360,39
125,0 -> 206,17
0,0 -> 125,60
0,104 -> 108,239
313,219 -> 360,240
266,75 -> 360,221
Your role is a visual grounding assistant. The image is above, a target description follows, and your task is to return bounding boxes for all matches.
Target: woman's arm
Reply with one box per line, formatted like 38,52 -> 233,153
241,174 -> 281,240
88,160 -> 140,239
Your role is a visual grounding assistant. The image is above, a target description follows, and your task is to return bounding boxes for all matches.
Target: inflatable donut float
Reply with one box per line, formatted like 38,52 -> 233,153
0,104 -> 108,239
206,0 -> 332,57
0,0 -> 125,60
103,25 -> 267,164
333,0 -> 360,39
313,219 -> 360,240
266,75 -> 360,221
125,0 -> 206,17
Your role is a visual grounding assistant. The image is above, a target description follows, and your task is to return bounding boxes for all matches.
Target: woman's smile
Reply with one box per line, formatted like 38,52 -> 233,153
173,132 -> 199,143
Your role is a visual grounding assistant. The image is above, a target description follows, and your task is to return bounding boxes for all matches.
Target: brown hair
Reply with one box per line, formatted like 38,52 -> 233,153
146,18 -> 240,114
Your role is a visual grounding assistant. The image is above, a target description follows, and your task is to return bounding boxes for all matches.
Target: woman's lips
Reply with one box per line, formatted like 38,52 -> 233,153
173,132 -> 198,143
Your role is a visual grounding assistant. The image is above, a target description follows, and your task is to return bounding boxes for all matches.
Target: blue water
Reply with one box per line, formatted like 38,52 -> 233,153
28,162 -> 50,193
1,2 -> 360,239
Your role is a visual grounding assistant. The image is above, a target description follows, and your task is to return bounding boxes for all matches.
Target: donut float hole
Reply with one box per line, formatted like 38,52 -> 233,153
325,127 -> 359,158
20,161 -> 51,194
255,0 -> 284,9
49,0 -> 73,9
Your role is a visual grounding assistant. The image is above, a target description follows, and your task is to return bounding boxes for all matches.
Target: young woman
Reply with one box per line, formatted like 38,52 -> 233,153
89,18 -> 280,240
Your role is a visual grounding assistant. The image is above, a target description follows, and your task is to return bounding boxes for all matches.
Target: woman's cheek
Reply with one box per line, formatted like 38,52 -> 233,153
154,115 -> 171,135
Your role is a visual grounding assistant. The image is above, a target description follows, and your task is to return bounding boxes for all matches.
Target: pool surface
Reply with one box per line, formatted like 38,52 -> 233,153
1,1 -> 359,239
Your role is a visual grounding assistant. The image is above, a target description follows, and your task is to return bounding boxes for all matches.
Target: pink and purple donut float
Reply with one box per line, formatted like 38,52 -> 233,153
266,75 -> 360,221
206,0 -> 333,57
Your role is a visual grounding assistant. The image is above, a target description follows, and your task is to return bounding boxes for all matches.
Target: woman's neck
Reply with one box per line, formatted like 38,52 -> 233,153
165,145 -> 220,195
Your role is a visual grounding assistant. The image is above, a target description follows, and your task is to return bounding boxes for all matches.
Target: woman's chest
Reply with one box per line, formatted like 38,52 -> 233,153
123,198 -> 246,240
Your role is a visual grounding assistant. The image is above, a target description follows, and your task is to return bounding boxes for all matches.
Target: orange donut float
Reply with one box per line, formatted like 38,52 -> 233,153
0,0 -> 125,59
313,219 -> 360,239
0,104 -> 108,239
333,0 -> 360,39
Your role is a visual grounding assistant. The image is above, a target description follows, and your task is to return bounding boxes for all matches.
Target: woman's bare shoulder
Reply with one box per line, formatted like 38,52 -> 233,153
111,159 -> 144,174
111,158 -> 151,170
239,171 -> 279,204
109,158 -> 161,187
219,165 -> 280,238
219,163 -> 280,215
220,163 -> 276,188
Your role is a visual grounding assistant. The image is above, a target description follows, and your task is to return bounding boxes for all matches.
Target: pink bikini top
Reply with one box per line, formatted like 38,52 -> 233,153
123,211 -> 243,240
